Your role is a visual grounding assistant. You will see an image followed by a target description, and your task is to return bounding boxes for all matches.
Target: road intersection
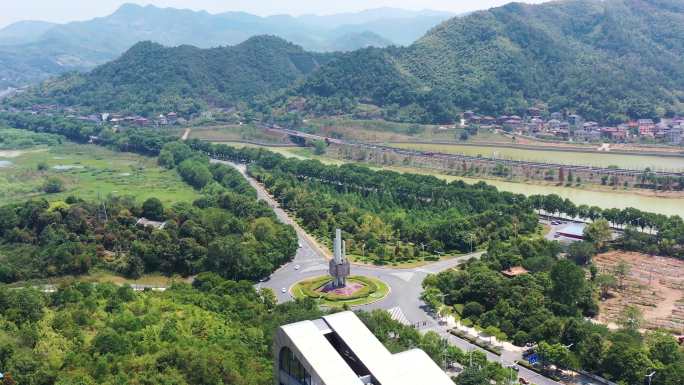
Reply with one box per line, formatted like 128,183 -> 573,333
220,160 -> 568,385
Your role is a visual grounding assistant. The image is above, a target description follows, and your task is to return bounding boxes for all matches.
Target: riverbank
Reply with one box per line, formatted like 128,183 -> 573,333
205,142 -> 684,218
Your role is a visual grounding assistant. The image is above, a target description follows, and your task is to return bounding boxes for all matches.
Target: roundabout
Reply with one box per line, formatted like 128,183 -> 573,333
291,275 -> 390,307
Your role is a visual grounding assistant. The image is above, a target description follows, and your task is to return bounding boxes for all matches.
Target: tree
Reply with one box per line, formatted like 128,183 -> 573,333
613,259 -> 631,290
584,219 -> 612,250
618,305 -> 644,331
567,241 -> 596,265
647,332 -> 681,366
595,274 -> 617,299
455,365 -> 488,385
602,344 -> 652,385
536,341 -> 574,369
550,260 -> 588,310
312,140 -> 327,155
2,373 -> 16,385
42,176 -> 65,193
142,197 -> 164,221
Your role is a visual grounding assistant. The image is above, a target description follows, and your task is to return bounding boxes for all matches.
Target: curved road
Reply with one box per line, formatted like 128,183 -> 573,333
218,160 -> 567,385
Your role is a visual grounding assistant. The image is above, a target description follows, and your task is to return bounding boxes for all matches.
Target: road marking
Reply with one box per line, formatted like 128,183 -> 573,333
390,271 -> 415,282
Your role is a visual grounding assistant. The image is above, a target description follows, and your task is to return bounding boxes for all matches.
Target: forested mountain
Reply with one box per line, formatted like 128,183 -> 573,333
0,20 -> 56,45
0,4 -> 453,87
288,0 -> 684,123
16,36 -> 332,116
7,0 -> 683,123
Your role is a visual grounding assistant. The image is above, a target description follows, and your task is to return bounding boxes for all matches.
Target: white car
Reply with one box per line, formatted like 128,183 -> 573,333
295,265 -> 300,270
298,243 -> 303,248
281,287 -> 287,293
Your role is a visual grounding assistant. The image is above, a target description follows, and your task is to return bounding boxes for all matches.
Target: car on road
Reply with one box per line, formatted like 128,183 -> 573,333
519,378 -> 529,384
298,243 -> 303,248
295,265 -> 300,270
281,287 -> 287,293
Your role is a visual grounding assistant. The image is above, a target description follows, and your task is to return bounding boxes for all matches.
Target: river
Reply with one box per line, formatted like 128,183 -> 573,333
213,141 -> 684,218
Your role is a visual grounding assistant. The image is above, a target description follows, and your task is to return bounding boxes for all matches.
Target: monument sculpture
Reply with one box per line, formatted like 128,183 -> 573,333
328,229 -> 350,288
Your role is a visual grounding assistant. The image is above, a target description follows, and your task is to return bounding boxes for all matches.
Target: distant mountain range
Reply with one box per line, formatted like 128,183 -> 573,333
0,4 -> 455,88
8,0 -> 684,124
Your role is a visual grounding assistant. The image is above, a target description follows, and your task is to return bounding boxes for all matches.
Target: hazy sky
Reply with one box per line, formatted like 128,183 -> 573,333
1,0 -> 549,28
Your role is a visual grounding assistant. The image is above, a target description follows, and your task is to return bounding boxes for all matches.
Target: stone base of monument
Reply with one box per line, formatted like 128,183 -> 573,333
291,275 -> 390,308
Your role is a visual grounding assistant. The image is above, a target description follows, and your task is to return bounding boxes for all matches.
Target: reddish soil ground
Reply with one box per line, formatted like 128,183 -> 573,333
594,251 -> 684,333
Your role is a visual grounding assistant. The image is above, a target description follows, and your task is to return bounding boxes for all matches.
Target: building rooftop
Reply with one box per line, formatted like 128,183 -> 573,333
276,311 -> 453,385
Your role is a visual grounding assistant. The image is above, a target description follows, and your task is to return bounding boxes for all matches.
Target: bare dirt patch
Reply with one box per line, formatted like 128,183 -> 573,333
594,251 -> 684,332
0,149 -> 32,158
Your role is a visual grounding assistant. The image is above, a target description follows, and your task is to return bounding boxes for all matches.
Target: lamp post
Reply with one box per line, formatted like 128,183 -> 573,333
645,371 -> 656,385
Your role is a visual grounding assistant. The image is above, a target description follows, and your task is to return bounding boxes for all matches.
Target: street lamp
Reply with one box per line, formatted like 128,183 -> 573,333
502,361 -> 518,385
645,371 -> 656,385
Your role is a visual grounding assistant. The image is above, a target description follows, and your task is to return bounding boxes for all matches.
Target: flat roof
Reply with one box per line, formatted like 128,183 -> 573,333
557,222 -> 586,237
323,312 -> 453,385
281,320 -> 363,385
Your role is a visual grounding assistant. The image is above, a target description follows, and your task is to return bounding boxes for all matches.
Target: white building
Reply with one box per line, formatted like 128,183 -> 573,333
274,311 -> 453,385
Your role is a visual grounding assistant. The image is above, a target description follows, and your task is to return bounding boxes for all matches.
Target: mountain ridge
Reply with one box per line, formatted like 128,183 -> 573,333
0,4 -> 454,88
6,0 -> 683,124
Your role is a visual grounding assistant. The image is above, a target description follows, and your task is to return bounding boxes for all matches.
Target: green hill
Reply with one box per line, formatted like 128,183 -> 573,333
290,0 -> 684,123
0,4 -> 452,87
18,36 -> 331,116
7,0 -> 684,124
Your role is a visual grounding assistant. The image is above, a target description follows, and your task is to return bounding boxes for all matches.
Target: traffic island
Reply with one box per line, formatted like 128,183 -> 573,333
291,275 -> 390,308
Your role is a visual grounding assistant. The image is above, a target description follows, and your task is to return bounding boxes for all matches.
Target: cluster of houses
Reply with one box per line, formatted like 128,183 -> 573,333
2,103 -> 186,129
463,108 -> 684,145
100,112 -> 183,128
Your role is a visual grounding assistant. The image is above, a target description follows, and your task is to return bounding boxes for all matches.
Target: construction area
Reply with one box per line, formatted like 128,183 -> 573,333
594,251 -> 684,333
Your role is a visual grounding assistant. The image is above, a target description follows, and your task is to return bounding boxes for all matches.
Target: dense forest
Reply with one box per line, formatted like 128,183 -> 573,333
0,273 -> 525,385
7,36 -> 334,117
7,0 -> 682,124
0,154 -> 297,283
422,238 -> 684,385
247,158 -> 537,263
0,274 -> 322,385
190,140 -> 684,261
288,0 -> 684,123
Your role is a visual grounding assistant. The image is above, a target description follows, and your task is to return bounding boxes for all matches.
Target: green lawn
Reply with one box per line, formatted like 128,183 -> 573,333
0,128 -> 199,205
291,275 -> 390,308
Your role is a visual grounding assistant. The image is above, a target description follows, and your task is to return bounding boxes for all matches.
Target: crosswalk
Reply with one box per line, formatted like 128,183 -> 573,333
387,306 -> 411,326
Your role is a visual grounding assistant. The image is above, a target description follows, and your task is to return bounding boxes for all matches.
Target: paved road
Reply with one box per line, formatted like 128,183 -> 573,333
218,160 -> 571,385
215,160 -> 481,322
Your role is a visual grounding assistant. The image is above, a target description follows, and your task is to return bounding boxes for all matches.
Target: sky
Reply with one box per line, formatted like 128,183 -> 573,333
1,0 -> 549,28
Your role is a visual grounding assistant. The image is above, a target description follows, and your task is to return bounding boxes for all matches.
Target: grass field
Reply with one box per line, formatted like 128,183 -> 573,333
0,128 -> 199,205
188,124 -> 288,143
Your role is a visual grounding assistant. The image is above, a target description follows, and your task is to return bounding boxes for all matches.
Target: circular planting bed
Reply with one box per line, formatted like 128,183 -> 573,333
291,275 -> 390,307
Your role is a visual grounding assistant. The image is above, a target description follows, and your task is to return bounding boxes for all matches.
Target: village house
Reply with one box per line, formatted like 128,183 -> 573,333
527,107 -> 542,117
546,119 -> 562,130
637,118 -> 656,136
600,127 -> 628,142
568,114 -> 583,127
550,111 -> 563,121
668,125 -> 683,145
